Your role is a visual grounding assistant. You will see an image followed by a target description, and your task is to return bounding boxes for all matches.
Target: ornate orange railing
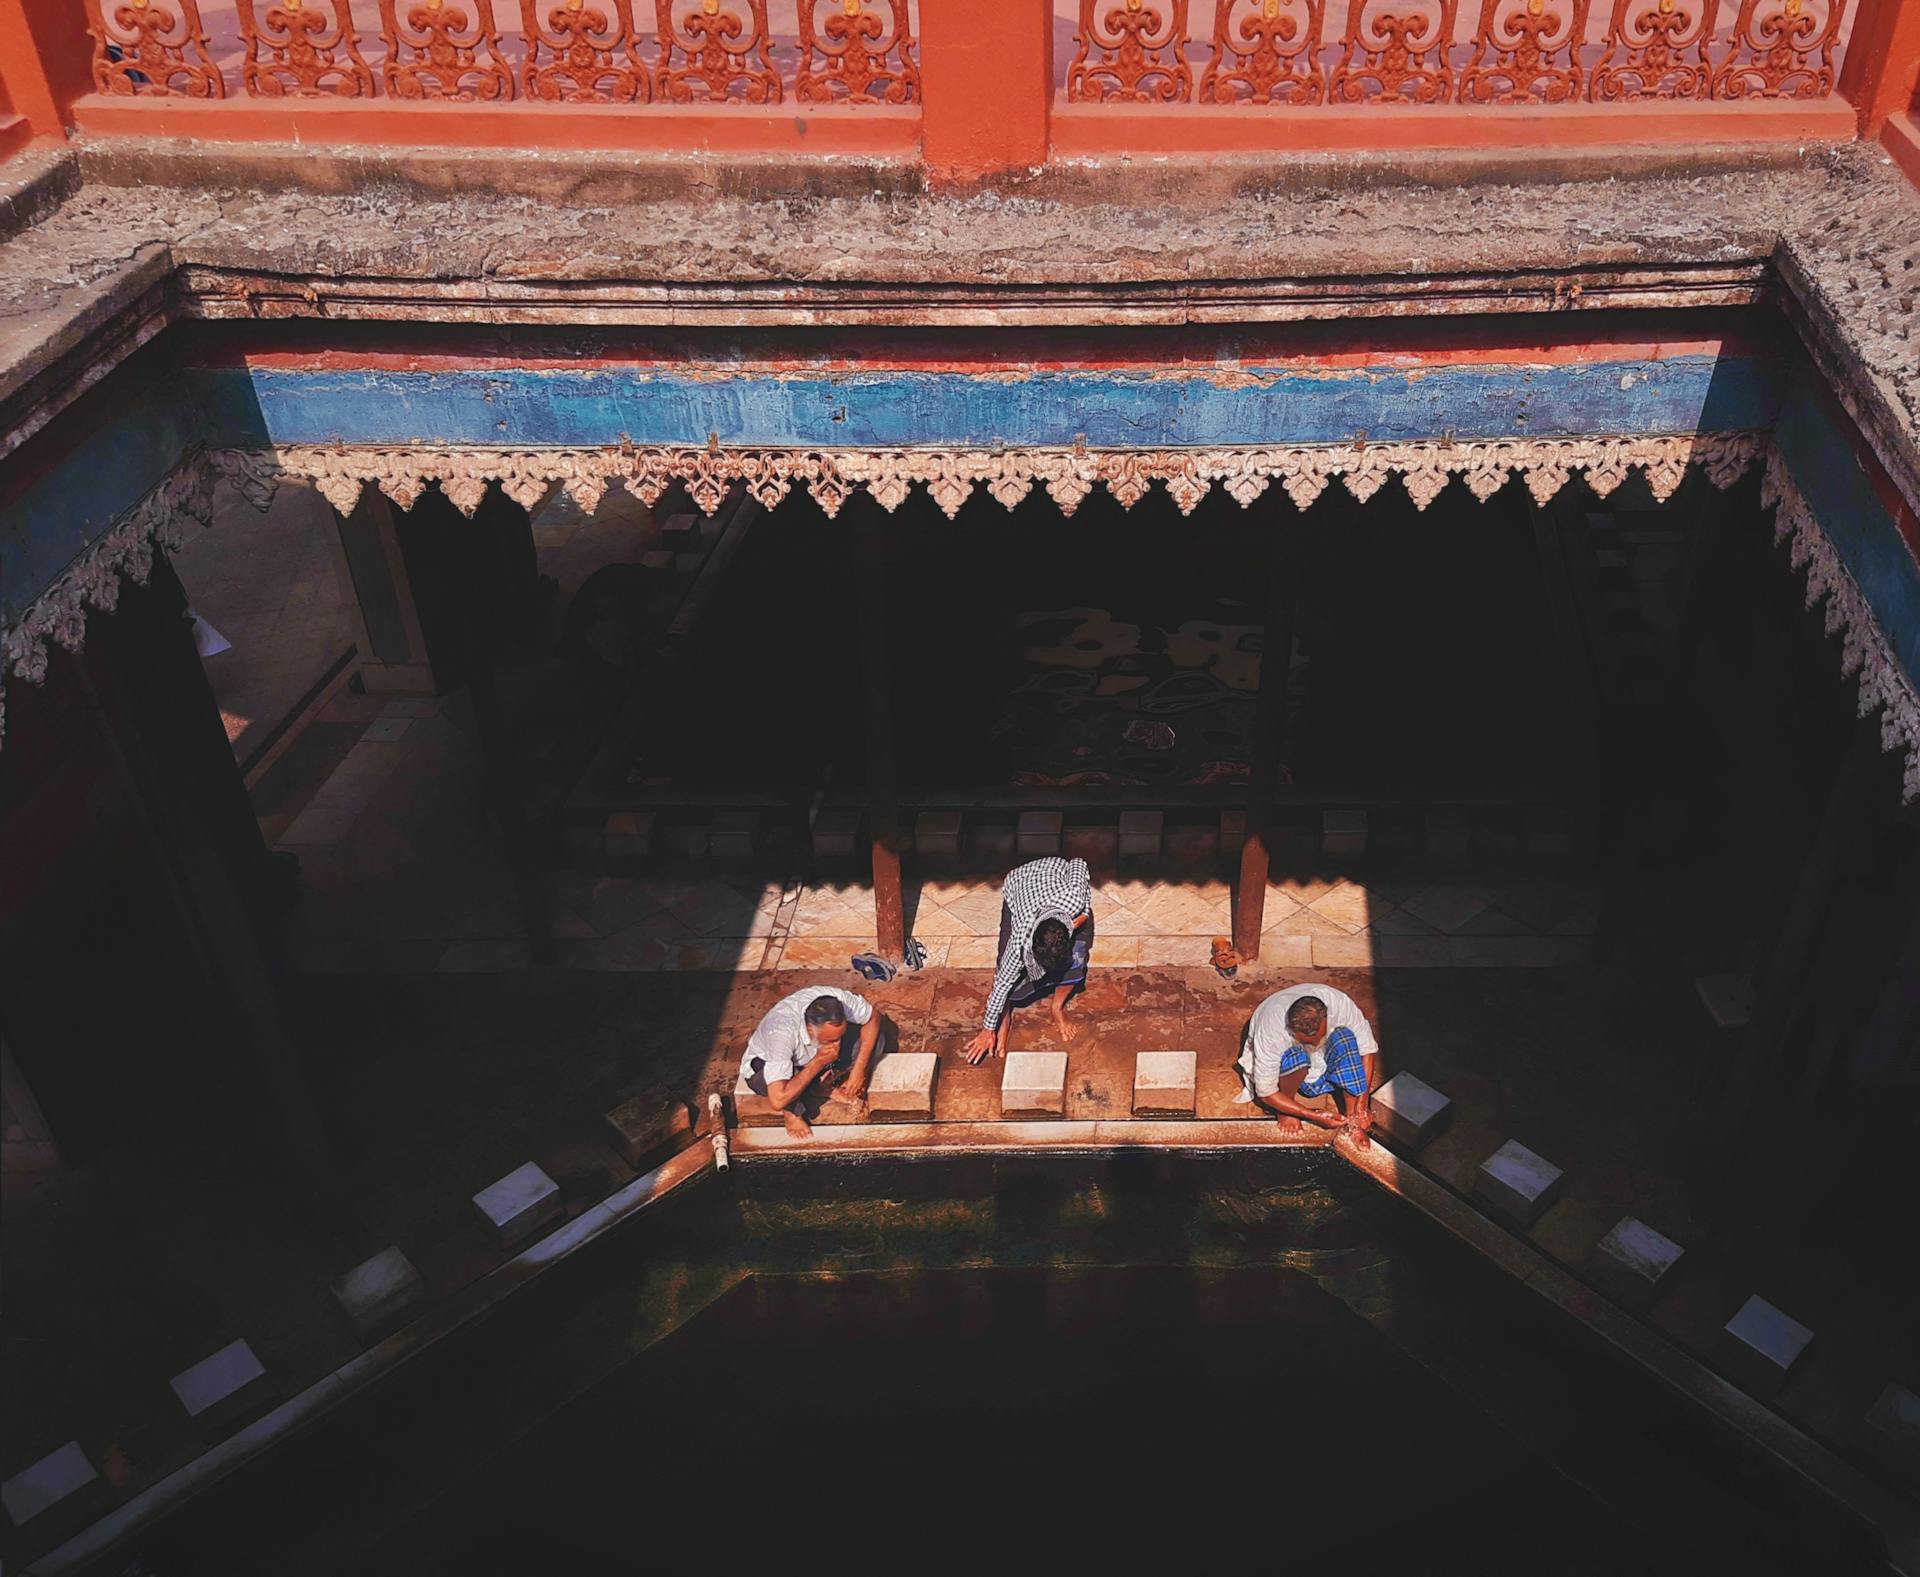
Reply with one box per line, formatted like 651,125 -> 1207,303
78,0 -> 920,103
1066,0 -> 1849,105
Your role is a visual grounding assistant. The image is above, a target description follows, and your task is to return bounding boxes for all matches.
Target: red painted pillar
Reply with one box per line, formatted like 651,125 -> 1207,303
919,0 -> 1054,183
0,0 -> 91,140
1841,0 -> 1920,136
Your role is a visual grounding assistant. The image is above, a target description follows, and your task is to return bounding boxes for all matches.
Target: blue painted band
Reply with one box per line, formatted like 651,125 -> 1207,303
192,355 -> 1783,450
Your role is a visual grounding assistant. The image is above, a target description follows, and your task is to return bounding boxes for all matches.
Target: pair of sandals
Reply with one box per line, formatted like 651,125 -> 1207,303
850,938 -> 929,983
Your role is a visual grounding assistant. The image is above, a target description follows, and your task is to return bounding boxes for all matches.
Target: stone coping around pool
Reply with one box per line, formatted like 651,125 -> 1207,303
19,1139 -> 720,1577
729,1117 -> 1339,1161
1339,1138 -> 1920,1575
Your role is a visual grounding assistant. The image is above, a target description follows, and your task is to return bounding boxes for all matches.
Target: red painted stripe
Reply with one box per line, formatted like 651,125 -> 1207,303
182,311 -> 1770,377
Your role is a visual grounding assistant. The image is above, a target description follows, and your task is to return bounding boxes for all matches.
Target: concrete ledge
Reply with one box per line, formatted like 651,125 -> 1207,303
1862,1383 -> 1919,1470
1132,1051 -> 1197,1118
1119,810 -> 1163,857
1001,1051 -> 1068,1118
729,1118 -> 1336,1160
1016,810 -> 1062,856
915,810 -> 961,857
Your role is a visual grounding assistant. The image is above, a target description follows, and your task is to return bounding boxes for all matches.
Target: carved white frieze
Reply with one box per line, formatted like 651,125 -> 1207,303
0,430 -> 1912,804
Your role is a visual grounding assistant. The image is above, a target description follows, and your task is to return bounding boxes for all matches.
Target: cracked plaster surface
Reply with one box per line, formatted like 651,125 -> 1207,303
0,141 -> 1916,504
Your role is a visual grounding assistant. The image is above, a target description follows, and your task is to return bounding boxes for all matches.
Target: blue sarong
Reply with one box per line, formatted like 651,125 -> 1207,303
1275,1026 -> 1369,1097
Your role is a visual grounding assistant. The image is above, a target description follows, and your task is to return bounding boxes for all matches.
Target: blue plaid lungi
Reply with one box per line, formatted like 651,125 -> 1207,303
1276,1026 -> 1368,1097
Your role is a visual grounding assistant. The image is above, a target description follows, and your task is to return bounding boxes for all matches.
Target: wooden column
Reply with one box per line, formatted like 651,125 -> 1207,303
331,487 -> 434,695
86,568 -> 333,1195
1233,515 -> 1296,961
853,499 -> 906,961
451,485 -> 555,965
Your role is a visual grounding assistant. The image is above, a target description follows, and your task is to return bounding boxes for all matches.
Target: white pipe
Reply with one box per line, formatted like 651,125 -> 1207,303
707,1091 -> 730,1171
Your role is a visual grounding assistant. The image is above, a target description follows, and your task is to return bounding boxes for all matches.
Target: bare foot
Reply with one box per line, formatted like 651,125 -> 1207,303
1052,1015 -> 1079,1044
783,1111 -> 813,1140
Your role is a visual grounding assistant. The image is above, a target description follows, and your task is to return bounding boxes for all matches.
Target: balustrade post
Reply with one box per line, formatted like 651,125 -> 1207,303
0,0 -> 90,138
1840,0 -> 1920,136
919,0 -> 1054,181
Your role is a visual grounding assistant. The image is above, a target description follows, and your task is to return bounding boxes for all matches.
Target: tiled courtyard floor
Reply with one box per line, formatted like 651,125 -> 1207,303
4,959 -> 1913,1566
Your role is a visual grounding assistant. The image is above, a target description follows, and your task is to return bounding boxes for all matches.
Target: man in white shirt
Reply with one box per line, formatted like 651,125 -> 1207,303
1234,983 -> 1380,1141
740,986 -> 881,1140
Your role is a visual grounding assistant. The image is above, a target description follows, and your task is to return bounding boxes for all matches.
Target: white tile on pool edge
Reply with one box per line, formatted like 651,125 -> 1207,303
866,1053 -> 940,1119
1473,1139 -> 1564,1225
2,1442 -> 98,1525
1372,1071 -> 1451,1149
330,1246 -> 428,1343
1132,1051 -> 1197,1116
471,1162 -> 562,1245
1590,1217 -> 1685,1309
1723,1295 -> 1813,1377
1001,1051 -> 1068,1116
170,1339 -> 268,1419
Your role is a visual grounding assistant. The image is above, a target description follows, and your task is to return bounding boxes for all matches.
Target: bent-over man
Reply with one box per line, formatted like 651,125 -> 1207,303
1233,983 -> 1380,1141
964,855 -> 1095,1064
740,985 -> 881,1140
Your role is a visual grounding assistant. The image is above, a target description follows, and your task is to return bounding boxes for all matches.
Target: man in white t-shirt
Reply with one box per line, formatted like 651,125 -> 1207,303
739,985 -> 881,1140
1234,983 -> 1380,1142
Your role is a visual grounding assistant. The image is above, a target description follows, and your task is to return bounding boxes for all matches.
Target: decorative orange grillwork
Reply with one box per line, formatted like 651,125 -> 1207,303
85,0 -> 225,96
1591,0 -> 1717,99
796,0 -> 919,103
238,0 -> 376,96
1711,0 -> 1839,97
654,0 -> 782,103
1067,0 -> 1194,103
1329,0 -> 1459,102
1200,0 -> 1325,105
1460,0 -> 1588,102
522,0 -> 650,100
379,0 -> 514,98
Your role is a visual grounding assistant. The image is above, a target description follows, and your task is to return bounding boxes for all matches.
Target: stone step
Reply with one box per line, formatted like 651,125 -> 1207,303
471,1162 -> 563,1247
604,1088 -> 694,1168
330,1247 -> 428,1344
1473,1139 -> 1565,1226
1371,1071 -> 1451,1150
1589,1216 -> 1684,1312
1719,1295 -> 1813,1394
2,1442 -> 99,1527
1001,1051 -> 1068,1118
170,1339 -> 274,1431
866,1052 -> 940,1120
1132,1051 -> 1197,1118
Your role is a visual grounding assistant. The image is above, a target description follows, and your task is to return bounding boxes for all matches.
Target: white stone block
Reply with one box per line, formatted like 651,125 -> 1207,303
1372,1072 -> 1451,1150
1001,1051 -> 1068,1118
605,1090 -> 694,1166
2,1442 -> 98,1526
1863,1383 -> 1920,1464
1132,1051 -> 1196,1118
471,1162 -> 563,1246
1589,1217 -> 1684,1311
170,1339 -> 271,1423
915,810 -> 962,856
330,1247 -> 428,1344
1426,806 -> 1471,863
866,1053 -> 940,1120
730,1066 -> 786,1127
1473,1140 -> 1564,1225
1323,808 -> 1368,859
812,808 -> 860,858
709,810 -> 759,858
1694,973 -> 1755,1030
1118,809 -> 1164,857
1017,810 -> 1062,856
1720,1295 -> 1813,1391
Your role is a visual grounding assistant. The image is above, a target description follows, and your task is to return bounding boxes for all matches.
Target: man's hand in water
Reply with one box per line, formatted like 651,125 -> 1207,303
964,1028 -> 998,1064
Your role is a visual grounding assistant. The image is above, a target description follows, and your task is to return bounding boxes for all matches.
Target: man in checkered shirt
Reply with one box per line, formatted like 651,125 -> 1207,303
1233,982 -> 1380,1142
964,856 -> 1095,1064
